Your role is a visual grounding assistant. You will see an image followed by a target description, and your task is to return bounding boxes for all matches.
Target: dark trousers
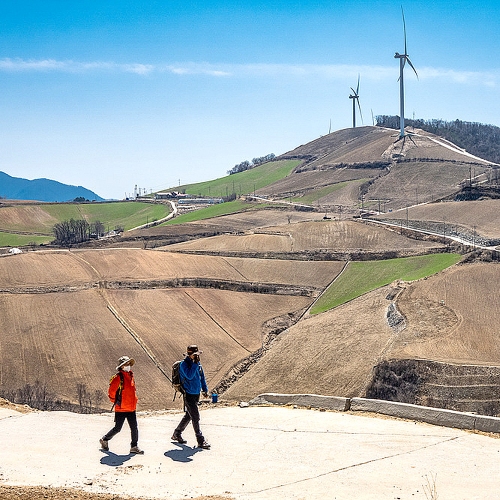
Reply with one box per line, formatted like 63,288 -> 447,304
103,411 -> 139,447
174,393 -> 204,444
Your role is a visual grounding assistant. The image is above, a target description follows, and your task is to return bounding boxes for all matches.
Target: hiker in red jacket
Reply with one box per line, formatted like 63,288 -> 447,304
99,355 -> 144,454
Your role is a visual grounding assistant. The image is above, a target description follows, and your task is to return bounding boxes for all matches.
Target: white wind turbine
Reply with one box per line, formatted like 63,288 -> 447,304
394,7 -> 418,139
349,75 -> 363,128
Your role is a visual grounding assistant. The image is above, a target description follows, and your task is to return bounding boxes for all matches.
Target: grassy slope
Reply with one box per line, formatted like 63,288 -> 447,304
171,160 -> 300,198
164,200 -> 247,225
311,253 -> 462,314
0,202 -> 170,247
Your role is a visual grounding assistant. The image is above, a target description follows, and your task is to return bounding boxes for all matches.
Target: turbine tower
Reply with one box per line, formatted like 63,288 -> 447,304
349,75 -> 363,128
394,7 -> 418,139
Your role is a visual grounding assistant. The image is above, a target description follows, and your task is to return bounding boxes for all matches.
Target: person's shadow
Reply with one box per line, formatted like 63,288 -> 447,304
164,443 -> 203,463
100,450 -> 134,467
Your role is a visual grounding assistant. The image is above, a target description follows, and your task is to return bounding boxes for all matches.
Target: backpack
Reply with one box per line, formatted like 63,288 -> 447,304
172,360 -> 185,400
110,371 -> 124,410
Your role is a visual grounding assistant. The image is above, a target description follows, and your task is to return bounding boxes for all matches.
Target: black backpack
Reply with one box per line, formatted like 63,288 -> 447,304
110,371 -> 124,410
172,360 -> 185,400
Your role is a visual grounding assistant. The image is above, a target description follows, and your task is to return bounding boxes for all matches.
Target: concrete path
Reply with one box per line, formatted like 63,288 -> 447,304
1,405 -> 499,499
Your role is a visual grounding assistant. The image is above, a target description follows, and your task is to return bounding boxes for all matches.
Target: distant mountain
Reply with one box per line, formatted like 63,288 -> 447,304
0,171 -> 104,202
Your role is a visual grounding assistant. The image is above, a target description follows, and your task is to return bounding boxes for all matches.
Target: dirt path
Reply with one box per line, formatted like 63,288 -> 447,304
0,486 -> 230,500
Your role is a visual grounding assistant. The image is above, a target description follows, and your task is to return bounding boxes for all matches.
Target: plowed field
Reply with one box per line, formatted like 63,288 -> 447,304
225,261 -> 500,401
0,248 -> 333,409
167,220 -> 443,254
0,249 -> 343,289
388,262 -> 500,364
224,285 -> 394,400
377,199 -> 500,239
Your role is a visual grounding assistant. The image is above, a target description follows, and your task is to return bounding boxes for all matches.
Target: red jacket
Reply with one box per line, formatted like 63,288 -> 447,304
108,370 -> 138,412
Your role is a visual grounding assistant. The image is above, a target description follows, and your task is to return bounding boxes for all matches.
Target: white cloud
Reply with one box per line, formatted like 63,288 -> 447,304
0,58 -> 497,86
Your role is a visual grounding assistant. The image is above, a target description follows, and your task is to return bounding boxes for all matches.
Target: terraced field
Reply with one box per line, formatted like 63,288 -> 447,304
0,248 -> 339,409
225,261 -> 500,407
376,199 -> 500,240
166,219 -> 445,255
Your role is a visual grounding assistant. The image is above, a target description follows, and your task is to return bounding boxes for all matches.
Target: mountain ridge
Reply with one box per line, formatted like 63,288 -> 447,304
0,171 -> 104,202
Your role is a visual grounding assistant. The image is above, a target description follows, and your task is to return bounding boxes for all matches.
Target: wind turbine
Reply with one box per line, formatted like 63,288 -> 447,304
349,75 -> 363,128
394,7 -> 418,139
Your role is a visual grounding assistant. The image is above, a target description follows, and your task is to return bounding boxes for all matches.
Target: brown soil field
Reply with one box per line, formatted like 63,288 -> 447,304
224,285 -> 395,401
271,126 -> 495,213
261,166 -> 377,190
0,251 -> 95,288
225,261 -> 500,402
376,199 -> 500,239
105,288 -> 312,384
126,208 -> 325,241
387,262 -> 500,364
0,249 -> 342,289
280,126 -> 396,166
314,179 -> 368,208
0,204 -> 57,233
0,286 -> 312,409
366,159 -> 488,211
166,220 -> 444,254
1,247 -> 333,409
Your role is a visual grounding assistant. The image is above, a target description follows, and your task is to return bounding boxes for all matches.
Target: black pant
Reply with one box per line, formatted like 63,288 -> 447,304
103,411 -> 139,447
174,393 -> 205,444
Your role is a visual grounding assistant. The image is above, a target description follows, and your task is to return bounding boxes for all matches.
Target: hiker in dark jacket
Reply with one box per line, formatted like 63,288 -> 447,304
171,345 -> 210,449
100,355 -> 144,455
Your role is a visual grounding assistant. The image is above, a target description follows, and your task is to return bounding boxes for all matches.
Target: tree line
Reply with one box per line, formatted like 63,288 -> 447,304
376,115 -> 500,164
227,153 -> 276,175
52,219 -> 123,246
0,380 -> 105,413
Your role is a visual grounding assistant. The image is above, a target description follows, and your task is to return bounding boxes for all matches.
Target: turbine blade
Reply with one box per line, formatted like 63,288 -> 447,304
406,57 -> 419,79
356,74 -> 360,94
357,97 -> 363,124
401,6 -> 407,55
350,87 -> 357,95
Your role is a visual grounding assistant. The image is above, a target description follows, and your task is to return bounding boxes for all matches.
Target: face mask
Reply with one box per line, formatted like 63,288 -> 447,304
122,365 -> 131,372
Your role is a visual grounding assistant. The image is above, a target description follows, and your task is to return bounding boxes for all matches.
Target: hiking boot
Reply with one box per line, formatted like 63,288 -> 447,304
171,433 -> 187,444
130,446 -> 144,454
99,438 -> 109,451
197,440 -> 211,449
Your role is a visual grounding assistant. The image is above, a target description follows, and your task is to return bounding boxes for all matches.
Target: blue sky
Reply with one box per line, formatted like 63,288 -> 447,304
1,0 -> 499,199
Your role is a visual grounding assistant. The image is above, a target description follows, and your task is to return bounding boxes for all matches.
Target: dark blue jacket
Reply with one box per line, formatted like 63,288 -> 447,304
179,356 -> 208,395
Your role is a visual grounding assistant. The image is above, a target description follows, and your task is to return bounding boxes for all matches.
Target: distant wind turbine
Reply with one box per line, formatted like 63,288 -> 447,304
349,75 -> 363,128
394,7 -> 418,139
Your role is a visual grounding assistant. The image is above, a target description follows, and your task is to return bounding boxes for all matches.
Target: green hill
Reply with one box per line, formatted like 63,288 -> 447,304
0,201 -> 170,247
169,159 -> 300,198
